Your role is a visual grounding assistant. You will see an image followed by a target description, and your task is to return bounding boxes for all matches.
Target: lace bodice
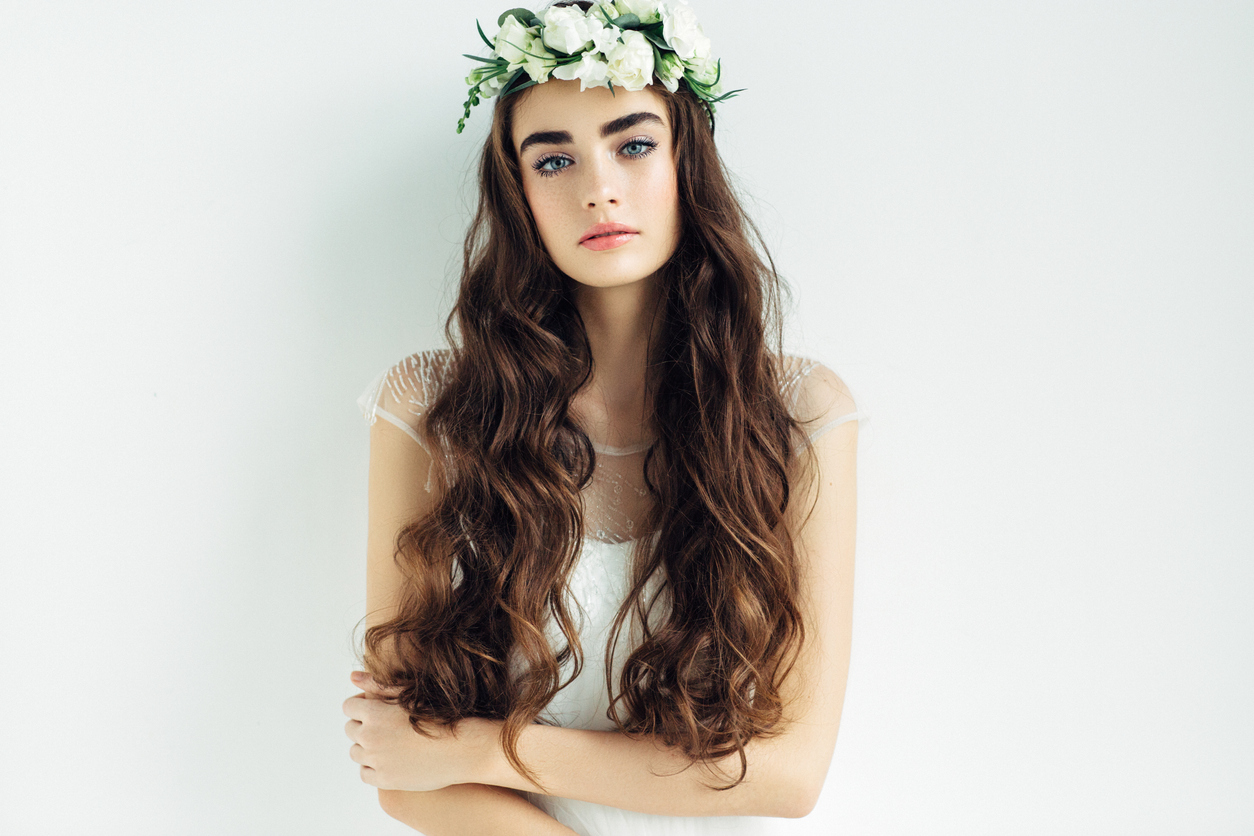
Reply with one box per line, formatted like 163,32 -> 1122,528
356,348 -> 868,546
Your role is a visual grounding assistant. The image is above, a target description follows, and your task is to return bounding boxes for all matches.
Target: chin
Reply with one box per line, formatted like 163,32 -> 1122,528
568,272 -> 652,290
562,257 -> 662,289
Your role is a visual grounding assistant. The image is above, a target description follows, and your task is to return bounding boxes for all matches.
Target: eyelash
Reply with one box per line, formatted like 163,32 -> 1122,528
531,136 -> 658,178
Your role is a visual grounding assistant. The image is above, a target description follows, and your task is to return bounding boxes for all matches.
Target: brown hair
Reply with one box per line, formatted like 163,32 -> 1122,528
360,58 -> 822,794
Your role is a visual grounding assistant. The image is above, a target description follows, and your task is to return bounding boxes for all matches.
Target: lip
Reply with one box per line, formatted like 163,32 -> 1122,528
579,221 -> 640,246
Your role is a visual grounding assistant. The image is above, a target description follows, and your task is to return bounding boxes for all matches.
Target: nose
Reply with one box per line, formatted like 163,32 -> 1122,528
582,151 -> 620,208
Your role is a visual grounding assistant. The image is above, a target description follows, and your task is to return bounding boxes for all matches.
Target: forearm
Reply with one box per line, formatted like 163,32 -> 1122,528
379,784 -> 579,836
477,723 -> 806,819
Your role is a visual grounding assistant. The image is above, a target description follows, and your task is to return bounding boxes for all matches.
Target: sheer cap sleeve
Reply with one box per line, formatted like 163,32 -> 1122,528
779,353 -> 870,451
357,349 -> 452,493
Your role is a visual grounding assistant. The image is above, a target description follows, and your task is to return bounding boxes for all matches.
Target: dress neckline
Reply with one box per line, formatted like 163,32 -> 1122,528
590,436 -> 656,456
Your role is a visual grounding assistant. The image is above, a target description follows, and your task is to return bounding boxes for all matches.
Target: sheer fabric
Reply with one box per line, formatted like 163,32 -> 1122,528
356,349 -> 869,835
357,349 -> 868,545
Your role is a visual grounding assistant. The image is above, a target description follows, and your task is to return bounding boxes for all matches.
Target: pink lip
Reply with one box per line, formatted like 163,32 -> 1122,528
581,232 -> 638,251
579,221 -> 639,249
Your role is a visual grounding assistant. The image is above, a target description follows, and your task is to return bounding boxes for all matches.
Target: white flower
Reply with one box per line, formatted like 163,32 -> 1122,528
495,15 -> 538,70
468,65 -> 509,98
655,50 -> 684,93
591,22 -> 622,57
522,39 -> 558,84
552,51 -> 611,91
660,0 -> 706,60
605,29 -> 655,91
689,31 -> 711,61
592,1 -> 622,18
685,51 -> 721,92
615,0 -> 663,24
541,5 -> 598,55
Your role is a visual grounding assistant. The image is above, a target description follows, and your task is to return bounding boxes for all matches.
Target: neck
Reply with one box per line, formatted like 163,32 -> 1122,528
570,272 -> 663,437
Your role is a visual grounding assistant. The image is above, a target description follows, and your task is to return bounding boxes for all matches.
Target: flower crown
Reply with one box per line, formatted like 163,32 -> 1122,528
457,0 -> 743,134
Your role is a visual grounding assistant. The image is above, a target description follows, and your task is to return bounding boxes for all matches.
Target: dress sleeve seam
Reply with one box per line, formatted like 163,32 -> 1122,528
371,405 -> 429,450
797,411 -> 869,450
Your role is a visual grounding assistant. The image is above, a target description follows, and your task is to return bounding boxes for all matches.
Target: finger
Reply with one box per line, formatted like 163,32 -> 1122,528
349,742 -> 368,766
342,693 -> 371,719
359,764 -> 378,786
354,673 -> 404,696
344,718 -> 363,742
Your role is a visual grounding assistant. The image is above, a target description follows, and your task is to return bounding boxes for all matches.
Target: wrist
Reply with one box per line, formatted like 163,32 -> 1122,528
470,718 -> 507,786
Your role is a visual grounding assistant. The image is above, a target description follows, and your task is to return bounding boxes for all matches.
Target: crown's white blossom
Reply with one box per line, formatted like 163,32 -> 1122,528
551,50 -> 611,91
660,2 -> 707,60
495,15 -> 538,70
457,1 -> 743,133
615,0 -> 663,25
604,29 -> 654,91
590,22 -> 622,56
654,50 -> 684,93
541,5 -> 599,54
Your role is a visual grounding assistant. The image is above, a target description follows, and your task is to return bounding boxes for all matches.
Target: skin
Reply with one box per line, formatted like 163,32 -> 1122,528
512,78 -> 680,449
343,77 -> 858,832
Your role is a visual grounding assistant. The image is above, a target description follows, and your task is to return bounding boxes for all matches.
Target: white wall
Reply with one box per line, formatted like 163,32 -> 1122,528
1,1 -> 1250,833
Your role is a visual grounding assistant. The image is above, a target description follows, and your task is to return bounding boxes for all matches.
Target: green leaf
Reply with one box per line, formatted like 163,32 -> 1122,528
497,36 -> 558,61
642,29 -> 669,50
528,16 -> 543,27
501,65 -> 527,93
462,53 -> 504,65
610,13 -> 641,28
504,78 -> 540,97
478,65 -> 513,80
475,19 -> 495,50
497,8 -> 535,27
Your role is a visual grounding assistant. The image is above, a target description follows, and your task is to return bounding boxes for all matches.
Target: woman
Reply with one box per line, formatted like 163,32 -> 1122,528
344,2 -> 867,833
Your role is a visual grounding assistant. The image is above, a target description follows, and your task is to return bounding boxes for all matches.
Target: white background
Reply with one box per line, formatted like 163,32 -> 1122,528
1,1 -> 1250,834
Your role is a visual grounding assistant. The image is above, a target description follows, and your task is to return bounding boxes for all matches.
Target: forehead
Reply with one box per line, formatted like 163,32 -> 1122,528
511,79 -> 669,151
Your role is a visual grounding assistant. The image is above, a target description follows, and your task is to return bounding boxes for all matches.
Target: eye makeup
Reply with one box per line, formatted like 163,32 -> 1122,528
532,136 -> 659,178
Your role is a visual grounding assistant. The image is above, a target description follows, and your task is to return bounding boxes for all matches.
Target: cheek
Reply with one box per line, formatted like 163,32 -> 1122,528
524,182 -> 564,235
648,164 -> 680,236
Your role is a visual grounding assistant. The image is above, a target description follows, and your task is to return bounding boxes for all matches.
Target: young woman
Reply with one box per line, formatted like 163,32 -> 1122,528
344,2 -> 867,834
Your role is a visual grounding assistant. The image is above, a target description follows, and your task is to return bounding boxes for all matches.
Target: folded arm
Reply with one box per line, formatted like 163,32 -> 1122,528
476,718 -> 811,818
378,785 -> 579,835
361,370 -> 858,823
476,416 -> 859,819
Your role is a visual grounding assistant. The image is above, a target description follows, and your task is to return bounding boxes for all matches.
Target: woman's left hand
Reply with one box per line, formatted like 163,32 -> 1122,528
342,671 -> 499,792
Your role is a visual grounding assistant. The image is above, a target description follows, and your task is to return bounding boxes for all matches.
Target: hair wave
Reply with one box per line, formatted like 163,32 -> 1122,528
361,52 -> 822,794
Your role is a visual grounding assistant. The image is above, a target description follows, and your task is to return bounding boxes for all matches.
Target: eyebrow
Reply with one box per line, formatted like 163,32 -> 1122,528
518,111 -> 666,155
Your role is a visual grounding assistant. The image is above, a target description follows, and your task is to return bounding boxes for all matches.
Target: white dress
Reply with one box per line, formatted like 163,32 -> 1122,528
358,349 -> 869,836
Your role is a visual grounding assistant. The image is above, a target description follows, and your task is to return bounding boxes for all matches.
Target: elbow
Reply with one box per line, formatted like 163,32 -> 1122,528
777,786 -> 821,819
770,769 -> 824,819
782,788 -> 820,819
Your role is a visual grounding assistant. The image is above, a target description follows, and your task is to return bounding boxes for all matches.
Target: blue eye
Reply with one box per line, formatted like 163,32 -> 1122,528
534,156 -> 571,176
531,136 -> 659,178
622,139 -> 657,157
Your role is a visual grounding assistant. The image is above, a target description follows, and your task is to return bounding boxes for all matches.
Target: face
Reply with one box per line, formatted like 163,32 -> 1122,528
511,79 -> 681,291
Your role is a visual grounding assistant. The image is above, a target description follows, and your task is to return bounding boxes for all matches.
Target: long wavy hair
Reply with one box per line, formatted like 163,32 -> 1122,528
361,23 -> 823,793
